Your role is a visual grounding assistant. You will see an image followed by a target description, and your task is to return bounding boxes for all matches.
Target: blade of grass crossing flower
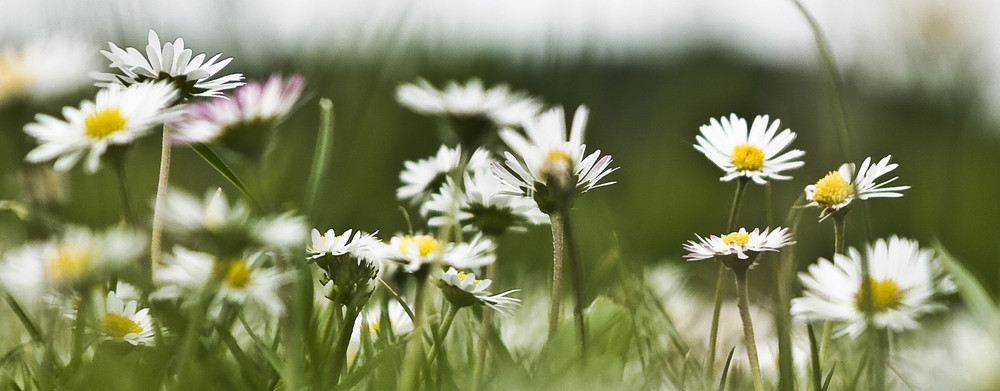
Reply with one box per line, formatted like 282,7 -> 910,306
807,323 -> 823,391
822,364 -> 837,391
933,240 -> 998,325
238,312 -> 284,375
304,98 -> 335,216
218,324 -> 266,388
717,346 -> 736,391
191,143 -> 260,209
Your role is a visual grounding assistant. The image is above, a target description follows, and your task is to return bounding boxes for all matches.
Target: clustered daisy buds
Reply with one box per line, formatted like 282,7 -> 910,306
307,229 -> 382,309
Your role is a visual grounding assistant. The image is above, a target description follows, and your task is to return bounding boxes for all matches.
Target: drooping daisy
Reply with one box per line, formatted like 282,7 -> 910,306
425,167 -> 548,236
683,227 -> 794,270
791,236 -> 954,337
804,155 -> 910,219
171,74 -> 305,158
94,290 -> 155,346
23,81 -> 177,173
694,113 -> 805,184
0,225 -> 146,307
0,34 -> 96,105
437,267 -> 520,316
492,105 -> 618,214
397,145 -> 464,205
95,30 -> 244,99
384,233 -> 495,273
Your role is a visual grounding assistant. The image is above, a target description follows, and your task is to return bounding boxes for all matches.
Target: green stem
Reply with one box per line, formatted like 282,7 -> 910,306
398,270 -> 429,391
547,213 -> 565,341
150,125 -> 172,279
71,290 -> 90,365
474,261 -> 498,387
304,99 -> 335,217
428,305 -> 460,365
331,306 -> 361,386
706,178 -> 750,384
5,294 -> 43,342
833,214 -> 846,255
872,329 -> 889,391
109,149 -> 135,225
734,269 -> 765,391
562,211 -> 588,354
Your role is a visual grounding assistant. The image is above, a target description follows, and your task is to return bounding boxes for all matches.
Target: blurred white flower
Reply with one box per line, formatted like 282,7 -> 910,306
425,164 -> 548,236
23,81 -> 177,173
0,34 -> 96,105
694,113 -> 804,184
804,155 -> 909,219
95,29 -> 244,99
397,144 -> 464,205
791,236 -> 954,337
437,267 -> 520,315
384,233 -> 495,272
396,78 -> 543,127
94,290 -> 156,346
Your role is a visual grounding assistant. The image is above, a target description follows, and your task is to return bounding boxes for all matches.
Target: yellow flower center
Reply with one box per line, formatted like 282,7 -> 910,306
399,235 -> 441,257
730,144 -> 765,171
0,53 -> 30,95
856,277 -> 903,314
811,171 -> 851,206
84,107 -> 127,140
721,232 -> 750,246
540,149 -> 574,184
101,312 -> 143,338
46,245 -> 92,284
224,260 -> 252,288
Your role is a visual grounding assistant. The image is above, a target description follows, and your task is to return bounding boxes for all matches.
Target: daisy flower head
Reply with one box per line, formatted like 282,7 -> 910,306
172,74 -> 305,159
384,233 -> 496,273
683,227 -> 794,271
396,78 -> 543,148
0,34 -> 96,105
694,113 -> 805,184
437,267 -> 520,316
492,105 -> 618,214
95,30 -> 244,100
425,167 -> 548,236
94,290 -> 155,346
791,236 -> 954,337
308,228 -> 382,308
23,81 -> 178,173
397,144 -> 464,205
805,155 -> 910,220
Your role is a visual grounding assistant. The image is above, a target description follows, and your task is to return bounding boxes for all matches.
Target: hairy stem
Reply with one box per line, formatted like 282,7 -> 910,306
547,213 -> 565,340
150,125 -> 172,279
734,269 -> 765,391
706,178 -> 750,384
563,211 -> 588,353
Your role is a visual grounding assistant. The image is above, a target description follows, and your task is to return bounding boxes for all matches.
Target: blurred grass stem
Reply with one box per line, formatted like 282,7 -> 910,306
734,268 -> 765,391
304,99 -> 335,217
150,125 -> 172,277
706,177 -> 749,385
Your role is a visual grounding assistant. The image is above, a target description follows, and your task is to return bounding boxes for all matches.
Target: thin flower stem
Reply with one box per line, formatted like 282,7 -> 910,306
398,270 -> 429,391
833,214 -> 846,255
873,329 -> 889,391
734,269 -> 765,391
5,294 -> 43,342
150,125 -> 172,279
428,305 -> 460,365
110,150 -> 135,225
71,291 -> 90,366
331,305 -> 361,386
562,210 -> 588,354
707,178 -> 750,384
547,213 -> 565,341
474,261 -> 498,387
304,98 -> 335,217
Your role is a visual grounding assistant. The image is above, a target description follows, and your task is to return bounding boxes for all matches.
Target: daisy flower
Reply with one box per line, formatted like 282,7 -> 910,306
492,105 -> 618,213
791,236 -> 954,337
694,113 -> 805,184
396,77 -> 543,128
171,74 -> 305,157
308,228 -> 382,261
308,228 -> 382,307
397,145 -> 464,205
23,81 -> 177,173
683,227 -> 794,270
95,30 -> 244,99
384,233 -> 495,273
0,34 -> 96,105
425,166 -> 548,236
152,247 -> 290,318
437,267 -> 520,316
805,155 -> 910,219
94,290 -> 155,346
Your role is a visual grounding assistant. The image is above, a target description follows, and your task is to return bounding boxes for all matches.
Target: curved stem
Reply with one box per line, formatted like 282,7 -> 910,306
150,125 -> 172,279
331,306 -> 361,386
734,269 -> 765,391
547,213 -> 565,341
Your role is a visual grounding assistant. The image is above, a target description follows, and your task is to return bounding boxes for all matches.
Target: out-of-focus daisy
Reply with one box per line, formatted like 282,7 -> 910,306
492,105 -> 618,213
425,167 -> 548,236
171,74 -> 305,159
384,233 -> 495,273
348,300 -> 415,364
0,226 -> 146,307
683,227 -> 794,270
308,228 -> 381,261
397,145 -> 464,205
94,290 -> 155,346
791,236 -> 954,337
95,30 -> 244,99
23,81 -> 177,173
694,114 -> 805,184
0,34 -> 96,105
437,267 -> 520,316
162,187 -> 307,257
805,155 -> 910,220
152,247 -> 290,318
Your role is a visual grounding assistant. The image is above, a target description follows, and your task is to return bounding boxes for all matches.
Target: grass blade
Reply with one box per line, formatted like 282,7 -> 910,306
190,143 -> 259,209
717,346 -> 736,391
304,98 -> 335,217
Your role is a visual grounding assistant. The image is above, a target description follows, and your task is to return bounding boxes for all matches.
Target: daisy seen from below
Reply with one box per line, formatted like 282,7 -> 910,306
424,166 -> 548,236
307,228 -> 382,308
94,290 -> 155,346
492,105 -> 618,213
805,155 -> 910,220
437,267 -> 520,316
384,233 -> 495,273
791,236 -> 954,337
95,29 -> 244,99
23,81 -> 177,173
683,227 -> 794,270
171,74 -> 305,158
0,34 -> 96,105
694,113 -> 805,184
398,145 -> 466,205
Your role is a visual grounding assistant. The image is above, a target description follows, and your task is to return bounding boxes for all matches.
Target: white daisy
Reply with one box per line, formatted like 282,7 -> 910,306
397,145 -> 464,204
425,167 -> 548,236
694,113 -> 805,184
347,300 -> 415,364
23,81 -> 177,173
791,236 -> 954,337
171,74 -> 305,154
804,155 -> 910,219
437,267 -> 520,316
94,290 -> 155,346
307,228 -> 382,261
384,233 -> 495,273
95,30 -> 244,99
683,227 -> 794,269
395,78 -> 543,127
491,105 -> 618,213
0,34 -> 96,105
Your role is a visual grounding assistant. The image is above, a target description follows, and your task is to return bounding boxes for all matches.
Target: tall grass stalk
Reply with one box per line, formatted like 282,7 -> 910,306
304,99 -> 335,217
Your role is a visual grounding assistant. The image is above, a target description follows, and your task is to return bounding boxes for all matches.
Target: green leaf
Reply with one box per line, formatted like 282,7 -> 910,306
933,240 -> 999,326
190,143 -> 259,209
304,98 -> 335,217
718,346 -> 736,391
